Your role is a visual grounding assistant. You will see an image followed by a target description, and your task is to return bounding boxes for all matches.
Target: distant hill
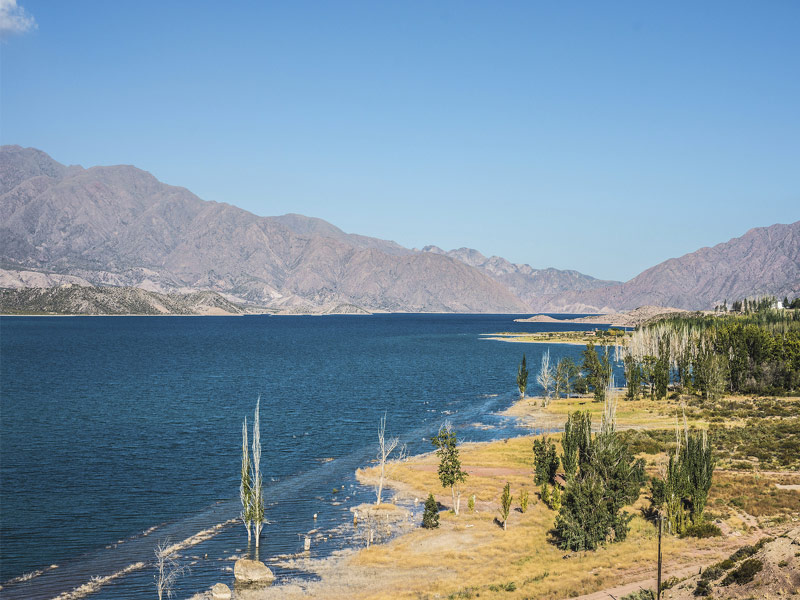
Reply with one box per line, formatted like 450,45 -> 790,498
0,146 -> 529,313
0,285 -> 249,315
421,245 -> 620,310
2,145 -> 796,314
540,221 -> 800,312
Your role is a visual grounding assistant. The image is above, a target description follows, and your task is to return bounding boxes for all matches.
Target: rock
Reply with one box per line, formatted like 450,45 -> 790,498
233,559 -> 274,586
209,582 -> 231,600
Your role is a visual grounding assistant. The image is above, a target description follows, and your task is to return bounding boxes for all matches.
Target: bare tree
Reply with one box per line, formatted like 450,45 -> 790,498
154,540 -> 186,600
375,413 -> 405,505
251,397 -> 265,546
537,350 -> 554,406
240,417 -> 252,541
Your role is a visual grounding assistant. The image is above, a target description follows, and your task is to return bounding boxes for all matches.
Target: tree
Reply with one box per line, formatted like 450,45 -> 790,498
561,411 -> 590,479
422,493 -> 440,529
431,423 -> 468,515
250,398 -> 265,546
623,355 -> 642,400
654,338 -> 670,400
517,354 -> 529,398
533,435 -> 559,485
154,539 -> 186,600
375,413 -> 405,505
582,343 -> 611,402
537,350 -> 554,405
499,482 -> 512,530
553,397 -> 645,550
240,417 -> 252,540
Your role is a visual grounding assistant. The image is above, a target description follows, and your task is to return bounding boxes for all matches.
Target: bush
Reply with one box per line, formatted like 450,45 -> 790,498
467,494 -> 475,513
620,590 -> 654,600
699,564 -> 725,582
519,489 -> 529,513
422,493 -> 439,529
488,581 -> 516,592
721,558 -> 762,586
693,579 -> 712,596
681,521 -> 723,539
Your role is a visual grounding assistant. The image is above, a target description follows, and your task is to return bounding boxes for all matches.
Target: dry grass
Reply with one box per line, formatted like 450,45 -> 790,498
261,393 -> 797,600
344,464 -> 751,600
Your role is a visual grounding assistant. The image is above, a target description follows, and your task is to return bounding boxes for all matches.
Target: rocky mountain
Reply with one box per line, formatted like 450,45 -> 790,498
0,146 -> 529,313
421,245 -> 620,309
540,221 -> 800,312
2,146 -> 796,314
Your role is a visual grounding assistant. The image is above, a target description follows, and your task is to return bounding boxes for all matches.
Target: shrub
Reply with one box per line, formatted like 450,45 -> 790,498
681,521 -> 723,539
519,489 -> 529,513
467,494 -> 475,513
620,590 -> 654,600
721,558 -> 762,586
488,581 -> 516,592
422,493 -> 439,529
693,579 -> 712,596
699,564 -> 725,582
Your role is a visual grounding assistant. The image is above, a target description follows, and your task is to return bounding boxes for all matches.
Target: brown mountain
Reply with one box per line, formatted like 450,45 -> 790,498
540,221 -> 800,312
0,146 -> 529,313
421,245 -> 620,309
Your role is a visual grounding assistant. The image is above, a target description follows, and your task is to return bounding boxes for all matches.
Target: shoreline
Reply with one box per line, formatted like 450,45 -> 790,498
226,391 -> 799,599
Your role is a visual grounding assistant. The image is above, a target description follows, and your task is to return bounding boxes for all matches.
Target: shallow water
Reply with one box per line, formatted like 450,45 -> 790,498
0,313 -> 612,599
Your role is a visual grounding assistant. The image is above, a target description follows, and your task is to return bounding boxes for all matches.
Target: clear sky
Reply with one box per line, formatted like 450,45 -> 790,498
1,1 -> 798,281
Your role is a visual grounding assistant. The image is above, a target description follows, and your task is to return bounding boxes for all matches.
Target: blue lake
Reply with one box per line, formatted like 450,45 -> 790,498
0,314 -> 611,599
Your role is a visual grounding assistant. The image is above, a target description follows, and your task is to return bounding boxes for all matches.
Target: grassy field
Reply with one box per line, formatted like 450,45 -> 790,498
259,392 -> 799,600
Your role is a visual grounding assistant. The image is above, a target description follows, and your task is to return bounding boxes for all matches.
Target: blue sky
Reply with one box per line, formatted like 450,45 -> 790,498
2,1 -> 798,281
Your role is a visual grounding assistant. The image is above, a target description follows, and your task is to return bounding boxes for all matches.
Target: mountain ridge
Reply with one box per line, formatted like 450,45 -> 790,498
2,146 -> 797,314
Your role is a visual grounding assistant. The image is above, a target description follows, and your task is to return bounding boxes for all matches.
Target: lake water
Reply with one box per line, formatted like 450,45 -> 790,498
0,314 -> 610,599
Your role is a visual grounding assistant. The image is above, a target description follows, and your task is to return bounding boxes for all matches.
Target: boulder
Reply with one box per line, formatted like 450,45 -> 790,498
233,558 -> 274,586
209,582 -> 232,600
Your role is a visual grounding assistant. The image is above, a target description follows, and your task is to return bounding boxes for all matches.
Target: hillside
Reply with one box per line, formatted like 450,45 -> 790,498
0,146 -> 529,313
421,245 -> 620,310
536,221 -> 800,313
2,146 -> 797,314
0,285 -> 250,315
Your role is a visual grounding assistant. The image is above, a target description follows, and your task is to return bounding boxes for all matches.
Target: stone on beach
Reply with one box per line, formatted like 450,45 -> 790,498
233,558 -> 274,586
210,582 -> 232,599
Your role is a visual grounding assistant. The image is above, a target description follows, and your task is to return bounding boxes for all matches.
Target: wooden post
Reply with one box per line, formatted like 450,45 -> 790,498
657,513 -> 663,600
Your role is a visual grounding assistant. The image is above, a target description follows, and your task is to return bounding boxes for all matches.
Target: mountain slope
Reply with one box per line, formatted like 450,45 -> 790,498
0,146 -> 529,313
542,221 -> 800,312
422,245 -> 620,309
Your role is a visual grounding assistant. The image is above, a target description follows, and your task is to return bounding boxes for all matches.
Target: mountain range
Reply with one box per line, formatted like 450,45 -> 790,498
1,145 -> 798,314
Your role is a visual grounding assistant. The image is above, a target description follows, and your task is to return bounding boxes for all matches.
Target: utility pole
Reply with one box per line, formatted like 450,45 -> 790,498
657,513 -> 663,600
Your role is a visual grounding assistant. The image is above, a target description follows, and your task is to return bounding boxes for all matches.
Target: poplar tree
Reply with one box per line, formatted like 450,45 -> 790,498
431,423 -> 468,515
516,354 -> 529,398
240,417 -> 252,540
250,397 -> 265,546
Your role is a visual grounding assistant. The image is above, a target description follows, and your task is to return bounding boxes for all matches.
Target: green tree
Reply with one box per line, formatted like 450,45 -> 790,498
422,493 -> 440,529
533,435 -> 559,485
553,403 -> 645,550
499,482 -> 512,530
431,423 -> 468,515
516,354 -> 529,398
623,355 -> 642,400
654,337 -> 670,399
561,411 -> 590,479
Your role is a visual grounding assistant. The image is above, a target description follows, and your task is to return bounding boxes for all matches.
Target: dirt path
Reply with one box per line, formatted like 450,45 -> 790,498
567,564 -> 701,600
